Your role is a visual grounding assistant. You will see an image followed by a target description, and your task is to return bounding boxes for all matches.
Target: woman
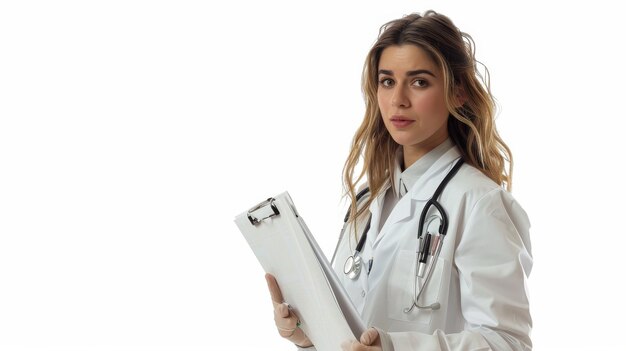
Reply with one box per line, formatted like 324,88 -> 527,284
266,10 -> 532,351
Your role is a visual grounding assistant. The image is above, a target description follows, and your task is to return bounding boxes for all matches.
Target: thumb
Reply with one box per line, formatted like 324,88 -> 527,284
360,328 -> 379,346
277,302 -> 290,318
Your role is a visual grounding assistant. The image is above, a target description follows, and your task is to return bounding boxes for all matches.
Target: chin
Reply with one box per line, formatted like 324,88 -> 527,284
389,134 -> 423,147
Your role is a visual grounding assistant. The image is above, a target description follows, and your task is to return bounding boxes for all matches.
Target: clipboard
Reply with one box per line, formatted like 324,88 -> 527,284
234,192 -> 366,351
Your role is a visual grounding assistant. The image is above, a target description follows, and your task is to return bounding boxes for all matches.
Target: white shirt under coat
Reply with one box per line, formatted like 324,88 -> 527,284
327,141 -> 533,351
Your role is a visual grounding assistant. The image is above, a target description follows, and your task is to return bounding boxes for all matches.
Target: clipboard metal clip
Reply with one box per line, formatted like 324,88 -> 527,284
247,197 -> 280,225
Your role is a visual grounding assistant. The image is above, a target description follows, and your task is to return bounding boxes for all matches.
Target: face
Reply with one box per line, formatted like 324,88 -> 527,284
377,44 -> 450,159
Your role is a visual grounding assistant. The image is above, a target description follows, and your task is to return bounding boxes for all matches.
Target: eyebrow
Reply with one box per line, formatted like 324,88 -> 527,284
378,69 -> 436,78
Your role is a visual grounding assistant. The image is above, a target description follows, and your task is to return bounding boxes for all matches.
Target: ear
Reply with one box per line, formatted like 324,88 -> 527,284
453,85 -> 467,108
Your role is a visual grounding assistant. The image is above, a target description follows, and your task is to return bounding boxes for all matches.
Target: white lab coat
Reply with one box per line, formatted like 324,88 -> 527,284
325,146 -> 532,351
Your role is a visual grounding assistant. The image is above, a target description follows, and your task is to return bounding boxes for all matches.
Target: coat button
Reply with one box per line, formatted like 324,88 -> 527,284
361,290 -> 366,297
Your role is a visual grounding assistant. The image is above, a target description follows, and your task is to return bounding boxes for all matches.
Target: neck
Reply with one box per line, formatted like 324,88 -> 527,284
402,134 -> 448,170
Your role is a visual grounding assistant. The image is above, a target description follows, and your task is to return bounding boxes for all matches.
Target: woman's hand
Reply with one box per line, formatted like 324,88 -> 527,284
342,328 -> 382,351
265,273 -> 313,348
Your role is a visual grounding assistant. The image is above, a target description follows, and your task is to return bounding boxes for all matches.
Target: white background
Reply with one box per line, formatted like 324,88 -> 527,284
1,1 -> 624,350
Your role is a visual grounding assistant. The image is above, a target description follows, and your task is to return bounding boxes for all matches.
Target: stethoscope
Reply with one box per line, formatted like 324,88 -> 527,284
342,187 -> 372,280
341,158 -> 464,313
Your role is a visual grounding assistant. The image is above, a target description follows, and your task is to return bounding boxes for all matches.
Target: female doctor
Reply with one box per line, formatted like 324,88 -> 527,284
265,10 -> 532,351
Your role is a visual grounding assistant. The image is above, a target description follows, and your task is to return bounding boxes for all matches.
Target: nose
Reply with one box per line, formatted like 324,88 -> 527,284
391,86 -> 410,108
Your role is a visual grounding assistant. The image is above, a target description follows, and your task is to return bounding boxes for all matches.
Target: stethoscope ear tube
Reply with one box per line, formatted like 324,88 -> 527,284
417,159 -> 464,238
418,199 -> 448,238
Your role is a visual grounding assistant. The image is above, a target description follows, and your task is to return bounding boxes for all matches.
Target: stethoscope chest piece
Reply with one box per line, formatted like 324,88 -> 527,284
343,253 -> 362,280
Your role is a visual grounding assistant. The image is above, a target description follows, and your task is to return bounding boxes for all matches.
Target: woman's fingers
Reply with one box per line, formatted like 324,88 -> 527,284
276,301 -> 290,318
264,273 -> 313,348
360,328 -> 379,346
340,328 -> 381,351
265,273 -> 283,306
266,274 -> 296,330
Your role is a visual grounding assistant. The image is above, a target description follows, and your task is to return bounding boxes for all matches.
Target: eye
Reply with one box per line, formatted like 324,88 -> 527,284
412,79 -> 428,87
379,78 -> 394,87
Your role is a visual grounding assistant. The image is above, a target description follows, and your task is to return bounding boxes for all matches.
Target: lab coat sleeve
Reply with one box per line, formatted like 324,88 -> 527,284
386,188 -> 533,351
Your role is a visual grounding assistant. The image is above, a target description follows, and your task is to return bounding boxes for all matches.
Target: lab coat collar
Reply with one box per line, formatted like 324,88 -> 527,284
392,138 -> 455,196
371,146 -> 463,246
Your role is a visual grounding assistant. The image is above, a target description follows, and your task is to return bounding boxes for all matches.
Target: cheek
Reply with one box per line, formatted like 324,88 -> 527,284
414,91 -> 448,117
377,91 -> 391,116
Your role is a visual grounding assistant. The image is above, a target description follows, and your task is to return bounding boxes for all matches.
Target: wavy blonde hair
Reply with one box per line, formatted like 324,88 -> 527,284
343,10 -> 513,223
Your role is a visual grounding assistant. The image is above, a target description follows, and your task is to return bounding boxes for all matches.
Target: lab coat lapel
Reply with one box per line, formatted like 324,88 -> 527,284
373,147 -> 462,247
372,193 -> 414,247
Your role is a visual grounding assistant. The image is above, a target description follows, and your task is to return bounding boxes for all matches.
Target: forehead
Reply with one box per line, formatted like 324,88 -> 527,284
378,44 -> 439,73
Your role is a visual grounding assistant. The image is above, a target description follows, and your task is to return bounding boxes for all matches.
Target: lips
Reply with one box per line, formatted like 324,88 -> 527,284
390,115 -> 415,128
